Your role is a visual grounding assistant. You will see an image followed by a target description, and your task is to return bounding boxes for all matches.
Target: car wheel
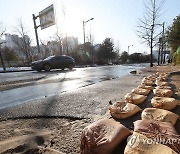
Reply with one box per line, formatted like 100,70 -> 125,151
44,64 -> 51,71
68,64 -> 74,70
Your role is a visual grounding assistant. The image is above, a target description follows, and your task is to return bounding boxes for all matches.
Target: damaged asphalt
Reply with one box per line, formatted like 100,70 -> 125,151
0,73 -> 144,121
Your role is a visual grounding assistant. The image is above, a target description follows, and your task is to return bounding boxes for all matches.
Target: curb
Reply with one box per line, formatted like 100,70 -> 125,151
0,69 -> 33,73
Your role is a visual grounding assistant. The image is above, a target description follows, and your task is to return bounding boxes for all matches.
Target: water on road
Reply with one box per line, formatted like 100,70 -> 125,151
0,65 -> 145,109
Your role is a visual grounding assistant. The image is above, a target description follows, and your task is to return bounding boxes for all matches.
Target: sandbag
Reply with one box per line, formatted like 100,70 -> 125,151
157,76 -> 168,81
133,120 -> 180,153
155,80 -> 169,86
134,119 -> 178,135
131,87 -> 151,95
109,101 -> 142,119
80,118 -> 131,154
155,85 -> 172,90
156,73 -> 169,81
156,72 -> 170,78
124,132 -> 178,154
125,93 -> 147,104
141,78 -> 155,86
153,88 -> 173,97
138,85 -> 154,90
151,97 -> 179,110
144,76 -> 156,82
141,108 -> 179,125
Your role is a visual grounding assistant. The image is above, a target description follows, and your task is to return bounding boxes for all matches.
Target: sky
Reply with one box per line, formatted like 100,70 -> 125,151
0,0 -> 179,54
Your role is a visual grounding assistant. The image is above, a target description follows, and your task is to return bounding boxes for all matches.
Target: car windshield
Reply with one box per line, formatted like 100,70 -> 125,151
44,56 -> 55,60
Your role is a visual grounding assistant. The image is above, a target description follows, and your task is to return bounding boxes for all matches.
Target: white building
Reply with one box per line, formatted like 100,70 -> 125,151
152,49 -> 170,63
62,36 -> 78,54
4,34 -> 19,49
3,33 -> 30,49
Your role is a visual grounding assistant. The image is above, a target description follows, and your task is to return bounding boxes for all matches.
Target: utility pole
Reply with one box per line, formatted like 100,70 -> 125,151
32,14 -> 41,55
157,38 -> 161,65
161,22 -> 165,64
83,21 -> 86,45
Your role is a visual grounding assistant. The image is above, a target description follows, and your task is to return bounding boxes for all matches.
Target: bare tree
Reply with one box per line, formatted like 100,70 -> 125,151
1,47 -> 17,67
54,32 -> 63,55
40,40 -> 52,58
0,22 -> 6,41
137,0 -> 165,67
12,19 -> 33,65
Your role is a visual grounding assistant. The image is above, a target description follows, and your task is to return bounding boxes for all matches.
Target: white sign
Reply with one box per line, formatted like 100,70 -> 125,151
39,4 -> 55,30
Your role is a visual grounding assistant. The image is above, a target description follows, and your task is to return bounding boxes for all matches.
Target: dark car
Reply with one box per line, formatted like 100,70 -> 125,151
31,55 -> 75,72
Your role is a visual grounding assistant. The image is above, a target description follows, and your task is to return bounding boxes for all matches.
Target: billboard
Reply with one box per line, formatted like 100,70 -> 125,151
39,4 -> 55,30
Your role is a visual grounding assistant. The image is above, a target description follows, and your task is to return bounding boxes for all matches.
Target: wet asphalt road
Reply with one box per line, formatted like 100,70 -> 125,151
0,65 -> 145,109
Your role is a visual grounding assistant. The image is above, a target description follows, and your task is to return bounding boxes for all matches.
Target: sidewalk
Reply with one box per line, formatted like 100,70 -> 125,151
0,67 -> 32,73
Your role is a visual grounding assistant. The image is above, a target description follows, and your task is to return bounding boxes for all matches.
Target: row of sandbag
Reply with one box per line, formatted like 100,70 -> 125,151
80,72 -> 180,154
124,72 -> 180,153
109,72 -> 179,120
140,72 -> 179,125
143,72 -> 179,110
114,72 -> 180,153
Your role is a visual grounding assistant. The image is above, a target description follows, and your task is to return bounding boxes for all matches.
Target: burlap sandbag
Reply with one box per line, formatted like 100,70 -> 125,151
151,97 -> 179,110
125,93 -> 147,104
109,101 -> 142,119
131,87 -> 151,96
153,88 -> 173,97
155,80 -> 169,86
133,120 -> 180,153
157,76 -> 168,81
133,119 -> 178,136
141,78 -> 155,86
141,108 -> 179,125
124,132 -> 178,154
138,85 -> 154,90
155,72 -> 170,78
143,76 -> 156,82
80,118 -> 131,154
155,85 -> 172,90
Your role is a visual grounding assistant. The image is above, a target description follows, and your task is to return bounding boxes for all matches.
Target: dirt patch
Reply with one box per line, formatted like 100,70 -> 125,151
0,118 -> 91,154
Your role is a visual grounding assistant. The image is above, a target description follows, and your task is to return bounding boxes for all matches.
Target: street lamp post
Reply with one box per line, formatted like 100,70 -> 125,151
128,45 -> 133,54
83,18 -> 94,44
157,22 -> 165,64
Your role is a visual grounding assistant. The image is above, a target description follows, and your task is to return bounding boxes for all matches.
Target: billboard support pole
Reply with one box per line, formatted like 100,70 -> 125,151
32,14 -> 41,55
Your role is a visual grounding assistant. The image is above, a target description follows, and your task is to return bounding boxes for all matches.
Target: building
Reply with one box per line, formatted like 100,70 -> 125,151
62,36 -> 78,54
4,34 -> 19,49
3,33 -> 30,50
152,49 -> 170,63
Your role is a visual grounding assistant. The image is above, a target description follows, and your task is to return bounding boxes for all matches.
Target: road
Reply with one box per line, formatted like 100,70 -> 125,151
0,65 -> 145,109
